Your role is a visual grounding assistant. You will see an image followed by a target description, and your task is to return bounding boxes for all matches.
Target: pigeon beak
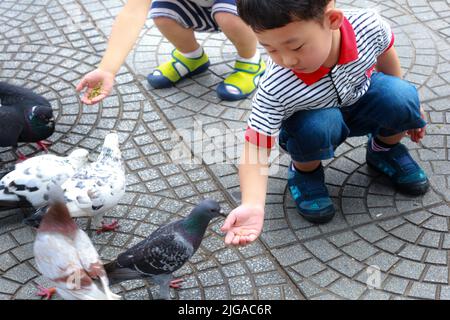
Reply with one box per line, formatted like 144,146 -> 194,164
218,209 -> 227,217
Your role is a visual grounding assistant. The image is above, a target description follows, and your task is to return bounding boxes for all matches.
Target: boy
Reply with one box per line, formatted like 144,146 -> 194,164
221,0 -> 428,246
76,0 -> 266,103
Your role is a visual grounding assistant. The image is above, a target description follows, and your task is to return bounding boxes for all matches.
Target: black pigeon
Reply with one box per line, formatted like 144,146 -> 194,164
104,199 -> 224,299
0,82 -> 55,160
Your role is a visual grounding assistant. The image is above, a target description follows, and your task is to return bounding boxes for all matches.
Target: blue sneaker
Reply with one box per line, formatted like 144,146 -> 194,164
288,163 -> 335,224
366,137 -> 429,195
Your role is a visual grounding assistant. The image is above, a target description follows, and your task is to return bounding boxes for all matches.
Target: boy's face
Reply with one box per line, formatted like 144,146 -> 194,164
256,8 -> 343,73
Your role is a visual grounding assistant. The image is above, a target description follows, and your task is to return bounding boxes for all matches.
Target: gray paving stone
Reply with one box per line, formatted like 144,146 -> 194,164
328,256 -> 365,277
392,260 -> 426,280
425,249 -> 447,265
292,259 -> 326,278
304,239 -> 341,262
197,269 -> 224,287
228,276 -> 254,295
245,256 -> 276,273
383,277 -> 410,295
2,264 -> 37,284
423,265 -> 448,284
328,278 -> 366,300
341,240 -> 379,261
271,244 -> 311,266
398,244 -> 427,261
0,235 -> 16,255
408,282 -> 437,299
0,253 -> 17,272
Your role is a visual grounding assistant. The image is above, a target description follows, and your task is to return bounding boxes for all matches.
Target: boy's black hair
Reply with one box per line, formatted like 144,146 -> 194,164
237,0 -> 333,32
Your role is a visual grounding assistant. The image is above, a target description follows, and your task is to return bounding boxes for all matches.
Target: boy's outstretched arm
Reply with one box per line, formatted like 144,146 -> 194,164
221,141 -> 270,246
77,0 -> 152,104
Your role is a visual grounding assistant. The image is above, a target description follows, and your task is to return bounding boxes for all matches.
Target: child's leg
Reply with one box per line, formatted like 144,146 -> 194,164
147,0 -> 215,88
342,72 -> 429,195
279,108 -> 349,223
212,1 -> 266,101
214,12 -> 257,59
153,17 -> 200,54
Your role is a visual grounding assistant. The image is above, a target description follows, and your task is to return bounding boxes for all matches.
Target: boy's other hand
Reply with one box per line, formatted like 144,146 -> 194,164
76,69 -> 115,105
407,107 -> 426,143
220,204 -> 264,246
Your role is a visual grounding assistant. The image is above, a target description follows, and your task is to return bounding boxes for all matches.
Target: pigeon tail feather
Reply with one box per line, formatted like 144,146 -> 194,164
103,261 -> 143,285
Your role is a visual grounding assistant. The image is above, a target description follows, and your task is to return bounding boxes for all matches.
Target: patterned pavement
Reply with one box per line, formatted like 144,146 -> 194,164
0,0 -> 449,300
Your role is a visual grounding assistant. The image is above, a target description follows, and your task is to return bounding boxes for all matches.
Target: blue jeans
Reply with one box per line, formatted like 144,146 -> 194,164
279,72 -> 426,162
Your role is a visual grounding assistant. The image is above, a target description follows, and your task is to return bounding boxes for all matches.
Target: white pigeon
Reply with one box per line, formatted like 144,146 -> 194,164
0,149 -> 89,210
61,131 -> 125,232
33,184 -> 121,300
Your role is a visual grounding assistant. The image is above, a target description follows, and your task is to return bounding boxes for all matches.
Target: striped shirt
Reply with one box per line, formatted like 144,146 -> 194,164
246,10 -> 394,148
189,0 -> 215,6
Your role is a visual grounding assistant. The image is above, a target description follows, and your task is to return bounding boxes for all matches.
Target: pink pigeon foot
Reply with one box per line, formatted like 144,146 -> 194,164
15,150 -> 27,162
169,278 -> 184,289
36,285 -> 56,300
36,140 -> 52,152
96,220 -> 120,234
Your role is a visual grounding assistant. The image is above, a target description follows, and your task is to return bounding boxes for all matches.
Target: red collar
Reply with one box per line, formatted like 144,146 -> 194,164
293,17 -> 358,85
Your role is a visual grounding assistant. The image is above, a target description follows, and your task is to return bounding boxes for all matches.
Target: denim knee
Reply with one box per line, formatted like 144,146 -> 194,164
365,73 -> 425,136
279,108 -> 349,162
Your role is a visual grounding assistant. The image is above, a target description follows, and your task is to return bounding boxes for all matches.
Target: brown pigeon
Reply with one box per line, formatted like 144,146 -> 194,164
33,184 -> 121,300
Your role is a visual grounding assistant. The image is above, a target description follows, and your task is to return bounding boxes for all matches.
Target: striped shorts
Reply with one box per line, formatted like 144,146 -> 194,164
150,0 -> 238,32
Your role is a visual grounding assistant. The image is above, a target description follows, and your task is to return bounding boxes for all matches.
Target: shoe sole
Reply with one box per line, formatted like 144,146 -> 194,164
297,205 -> 336,224
366,161 -> 430,196
147,61 -> 210,89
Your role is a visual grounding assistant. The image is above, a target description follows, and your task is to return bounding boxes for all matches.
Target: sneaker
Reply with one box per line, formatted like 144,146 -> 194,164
288,163 -> 335,224
366,137 -> 429,195
147,49 -> 210,89
216,57 -> 266,101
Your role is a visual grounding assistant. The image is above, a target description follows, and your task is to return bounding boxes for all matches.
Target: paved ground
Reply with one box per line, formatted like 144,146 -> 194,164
0,0 -> 449,300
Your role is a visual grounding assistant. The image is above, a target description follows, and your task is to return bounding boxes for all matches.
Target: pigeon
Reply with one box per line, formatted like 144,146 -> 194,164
0,82 -> 55,160
104,199 -> 224,299
0,149 -> 89,212
33,183 -> 121,300
26,132 -> 125,233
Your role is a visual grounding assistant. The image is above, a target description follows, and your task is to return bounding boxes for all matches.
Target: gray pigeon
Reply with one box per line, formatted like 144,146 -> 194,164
104,199 -> 224,299
0,82 -> 55,160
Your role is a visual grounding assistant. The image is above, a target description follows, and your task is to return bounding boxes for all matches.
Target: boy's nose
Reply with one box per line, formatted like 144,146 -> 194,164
283,55 -> 299,69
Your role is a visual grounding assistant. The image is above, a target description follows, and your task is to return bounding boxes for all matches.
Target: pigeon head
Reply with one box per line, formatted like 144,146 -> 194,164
193,199 -> 223,220
38,183 -> 78,237
28,105 -> 55,128
22,105 -> 55,141
181,199 -> 223,235
67,148 -> 90,169
98,132 -> 122,164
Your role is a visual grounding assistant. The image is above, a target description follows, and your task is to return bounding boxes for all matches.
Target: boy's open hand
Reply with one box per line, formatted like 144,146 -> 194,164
407,107 -> 426,143
76,69 -> 115,105
221,205 -> 264,246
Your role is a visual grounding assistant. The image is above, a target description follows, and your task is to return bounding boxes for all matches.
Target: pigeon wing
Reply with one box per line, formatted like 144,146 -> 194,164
0,82 -> 51,107
0,155 -> 73,207
117,232 -> 194,276
64,166 -> 125,215
73,229 -> 104,275
0,112 -> 23,147
33,233 -> 83,281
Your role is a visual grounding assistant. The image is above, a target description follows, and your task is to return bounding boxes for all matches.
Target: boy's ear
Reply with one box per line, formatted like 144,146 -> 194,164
325,9 -> 344,30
